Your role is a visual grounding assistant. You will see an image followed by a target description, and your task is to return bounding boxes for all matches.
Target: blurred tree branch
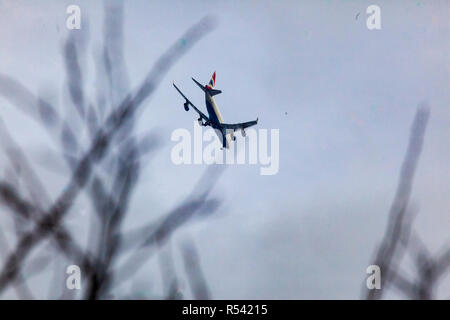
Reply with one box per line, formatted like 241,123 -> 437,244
0,1 -> 218,300
365,105 -> 449,299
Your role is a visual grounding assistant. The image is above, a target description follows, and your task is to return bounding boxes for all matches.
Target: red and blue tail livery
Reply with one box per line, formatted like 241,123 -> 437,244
206,71 -> 216,89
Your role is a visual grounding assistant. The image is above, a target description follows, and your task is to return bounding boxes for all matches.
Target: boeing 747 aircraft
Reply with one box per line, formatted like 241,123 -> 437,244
173,71 -> 258,149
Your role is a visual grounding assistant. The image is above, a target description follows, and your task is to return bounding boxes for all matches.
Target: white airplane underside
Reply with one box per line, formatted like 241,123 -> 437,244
173,71 -> 258,149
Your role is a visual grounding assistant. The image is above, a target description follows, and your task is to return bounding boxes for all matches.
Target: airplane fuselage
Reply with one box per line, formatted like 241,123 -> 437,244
205,92 -> 224,129
204,92 -> 232,148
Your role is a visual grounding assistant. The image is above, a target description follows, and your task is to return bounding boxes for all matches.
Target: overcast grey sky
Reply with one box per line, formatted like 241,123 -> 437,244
0,0 -> 448,299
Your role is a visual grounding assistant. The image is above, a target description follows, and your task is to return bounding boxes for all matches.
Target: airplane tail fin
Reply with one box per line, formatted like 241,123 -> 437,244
192,71 -> 222,96
206,71 -> 216,89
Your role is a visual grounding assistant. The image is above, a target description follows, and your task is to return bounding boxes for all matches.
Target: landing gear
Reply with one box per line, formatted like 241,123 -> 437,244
198,117 -> 203,126
184,102 -> 189,111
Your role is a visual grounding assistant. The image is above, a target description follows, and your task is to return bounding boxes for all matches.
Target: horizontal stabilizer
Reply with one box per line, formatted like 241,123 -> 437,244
192,78 -> 206,92
192,77 -> 222,96
209,88 -> 222,96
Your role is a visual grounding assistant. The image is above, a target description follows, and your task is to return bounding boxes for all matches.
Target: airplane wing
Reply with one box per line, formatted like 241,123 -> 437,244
221,118 -> 258,130
173,83 -> 210,122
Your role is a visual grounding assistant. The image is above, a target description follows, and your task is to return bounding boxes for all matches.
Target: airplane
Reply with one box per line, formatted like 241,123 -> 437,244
173,71 -> 258,149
